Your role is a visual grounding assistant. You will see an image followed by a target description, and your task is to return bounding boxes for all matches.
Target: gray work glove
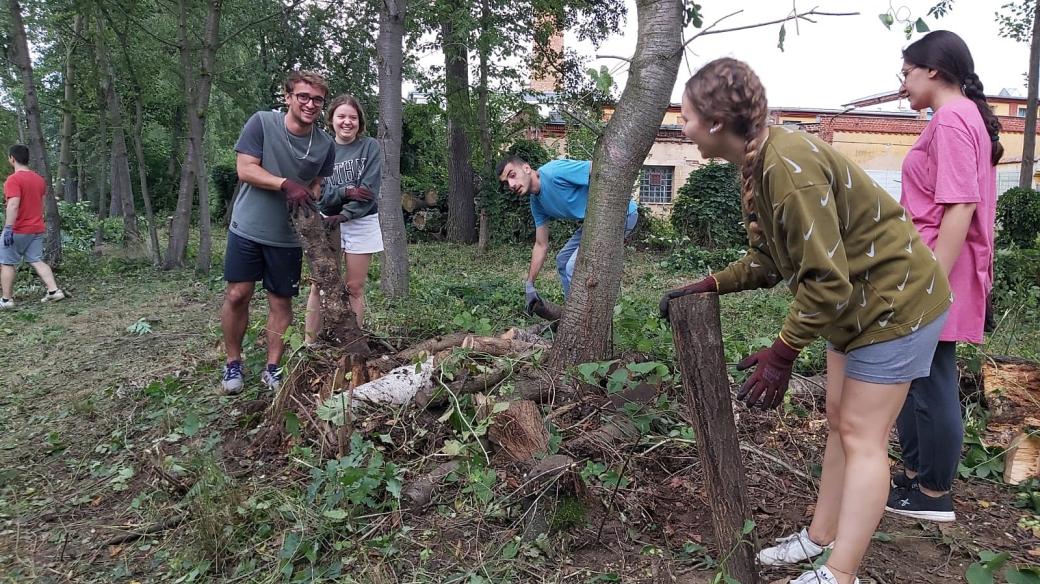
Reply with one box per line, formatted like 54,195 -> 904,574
524,281 -> 542,315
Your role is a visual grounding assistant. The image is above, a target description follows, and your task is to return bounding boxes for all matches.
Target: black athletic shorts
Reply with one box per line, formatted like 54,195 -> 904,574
224,231 -> 303,297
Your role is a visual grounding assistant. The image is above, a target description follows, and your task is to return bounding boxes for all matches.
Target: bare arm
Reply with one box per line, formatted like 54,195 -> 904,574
933,203 -> 976,276
236,152 -> 286,191
527,224 -> 550,284
4,197 -> 19,227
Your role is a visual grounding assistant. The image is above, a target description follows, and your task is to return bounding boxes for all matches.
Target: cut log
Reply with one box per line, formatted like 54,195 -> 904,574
403,461 -> 459,509
983,358 -> 1040,417
350,356 -> 434,407
414,365 -> 511,408
1005,427 -> 1040,485
487,400 -> 549,462
396,333 -> 470,363
565,415 -> 639,455
513,368 -> 571,403
531,298 -> 562,322
500,326 -> 546,345
460,334 -> 548,356
401,189 -> 438,213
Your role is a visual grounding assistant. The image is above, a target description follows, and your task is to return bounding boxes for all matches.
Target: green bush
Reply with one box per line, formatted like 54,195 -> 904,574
211,163 -> 238,222
669,162 -> 744,249
996,187 -> 1040,248
664,246 -> 745,275
993,247 -> 1040,303
56,201 -> 123,252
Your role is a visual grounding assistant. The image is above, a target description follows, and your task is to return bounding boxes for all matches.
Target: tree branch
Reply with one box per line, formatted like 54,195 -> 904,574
677,7 -> 859,55
594,54 -> 631,62
216,0 -> 307,50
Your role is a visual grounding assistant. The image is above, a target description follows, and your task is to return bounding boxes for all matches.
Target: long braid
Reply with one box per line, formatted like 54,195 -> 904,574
684,58 -> 769,234
962,73 -> 1004,165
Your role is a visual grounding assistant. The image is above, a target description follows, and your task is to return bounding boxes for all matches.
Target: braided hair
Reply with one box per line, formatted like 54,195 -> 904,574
683,58 -> 769,233
903,30 -> 1003,165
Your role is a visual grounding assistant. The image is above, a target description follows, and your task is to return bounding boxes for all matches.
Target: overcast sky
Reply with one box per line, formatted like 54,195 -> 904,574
569,0 -> 1029,110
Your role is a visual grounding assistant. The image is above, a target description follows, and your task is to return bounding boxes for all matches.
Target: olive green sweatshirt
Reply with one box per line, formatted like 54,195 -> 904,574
712,126 -> 951,352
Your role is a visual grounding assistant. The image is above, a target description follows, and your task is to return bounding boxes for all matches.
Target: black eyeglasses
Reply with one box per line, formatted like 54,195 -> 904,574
289,92 -> 326,107
897,66 -> 918,84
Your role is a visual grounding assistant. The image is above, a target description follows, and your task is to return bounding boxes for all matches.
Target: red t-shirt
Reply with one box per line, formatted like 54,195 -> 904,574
4,170 -> 46,234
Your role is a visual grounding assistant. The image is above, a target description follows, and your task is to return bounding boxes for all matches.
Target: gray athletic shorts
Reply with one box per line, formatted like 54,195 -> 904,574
0,232 -> 44,265
827,309 -> 949,385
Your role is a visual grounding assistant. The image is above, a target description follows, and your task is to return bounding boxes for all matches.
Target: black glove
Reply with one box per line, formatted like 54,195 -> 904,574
524,281 -> 542,315
323,213 -> 347,231
659,276 -> 717,321
281,179 -> 315,217
735,338 -> 800,409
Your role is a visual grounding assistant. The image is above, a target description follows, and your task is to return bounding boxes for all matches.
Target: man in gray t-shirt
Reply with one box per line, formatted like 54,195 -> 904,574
219,70 -> 336,395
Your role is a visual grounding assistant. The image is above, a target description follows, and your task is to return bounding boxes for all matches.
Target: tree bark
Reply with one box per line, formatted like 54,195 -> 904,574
546,0 -> 683,367
669,293 -> 758,584
442,8 -> 477,243
475,0 -> 493,252
133,97 -> 162,265
193,0 -> 223,275
377,0 -> 409,298
1021,0 -> 1040,189
163,0 -> 197,269
7,0 -> 62,264
58,15 -> 83,203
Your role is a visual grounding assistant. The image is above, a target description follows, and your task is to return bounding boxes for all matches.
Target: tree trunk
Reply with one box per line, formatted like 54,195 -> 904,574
58,14 -> 83,202
7,0 -> 62,264
163,0 -> 198,270
194,0 -> 223,275
670,293 -> 758,584
475,0 -> 492,252
132,97 -> 162,265
546,0 -> 682,367
1021,1 -> 1040,189
442,11 -> 477,243
94,80 -> 110,250
377,0 -> 409,298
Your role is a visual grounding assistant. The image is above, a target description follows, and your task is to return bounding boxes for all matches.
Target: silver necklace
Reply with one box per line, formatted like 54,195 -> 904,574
284,119 -> 314,160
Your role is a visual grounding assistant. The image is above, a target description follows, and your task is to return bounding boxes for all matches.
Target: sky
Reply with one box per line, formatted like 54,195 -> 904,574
566,0 -> 1030,110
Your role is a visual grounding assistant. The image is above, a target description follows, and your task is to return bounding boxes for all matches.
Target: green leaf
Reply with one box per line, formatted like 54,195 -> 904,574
285,411 -> 300,439
981,551 -> 1011,569
915,17 -> 930,33
1008,567 -> 1040,584
492,401 -> 511,414
741,518 -> 755,535
323,509 -> 348,520
872,531 -> 894,542
777,23 -> 786,52
181,412 -> 201,437
441,439 -> 465,457
879,12 -> 895,28
965,563 -> 994,584
501,541 -> 519,560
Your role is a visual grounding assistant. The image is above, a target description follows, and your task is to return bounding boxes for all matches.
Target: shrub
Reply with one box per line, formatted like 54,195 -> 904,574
996,187 -> 1040,248
664,246 -> 745,274
669,162 -> 744,249
993,247 -> 1040,304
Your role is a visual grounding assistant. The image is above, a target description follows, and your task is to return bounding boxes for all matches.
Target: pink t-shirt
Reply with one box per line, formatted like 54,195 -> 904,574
900,97 -> 996,344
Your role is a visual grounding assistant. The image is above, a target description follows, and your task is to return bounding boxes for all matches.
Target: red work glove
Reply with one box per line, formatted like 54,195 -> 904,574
344,185 -> 374,202
659,276 -> 717,321
323,213 -> 347,231
281,179 -> 315,216
736,338 -> 800,409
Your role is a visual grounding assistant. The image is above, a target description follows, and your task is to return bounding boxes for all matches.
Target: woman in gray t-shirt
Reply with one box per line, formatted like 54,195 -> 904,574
305,95 -> 384,341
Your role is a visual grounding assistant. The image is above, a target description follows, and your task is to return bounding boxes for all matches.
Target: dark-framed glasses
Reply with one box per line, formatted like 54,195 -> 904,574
290,92 -> 326,107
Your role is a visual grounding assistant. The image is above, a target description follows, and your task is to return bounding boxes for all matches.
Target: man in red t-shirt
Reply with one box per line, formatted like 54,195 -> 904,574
1,144 -> 64,309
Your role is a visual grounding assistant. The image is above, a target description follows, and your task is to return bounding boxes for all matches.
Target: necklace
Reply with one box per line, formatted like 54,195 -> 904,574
284,118 -> 314,160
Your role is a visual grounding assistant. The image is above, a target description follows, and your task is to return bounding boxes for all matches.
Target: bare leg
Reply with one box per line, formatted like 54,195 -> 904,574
221,281 -> 255,363
265,292 -> 293,365
304,285 -> 321,344
28,261 -> 58,291
343,252 -> 373,328
827,377 -> 912,583
1,265 -> 14,299
807,349 -> 848,546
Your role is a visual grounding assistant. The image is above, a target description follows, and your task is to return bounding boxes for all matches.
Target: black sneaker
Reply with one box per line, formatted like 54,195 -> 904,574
891,470 -> 918,491
885,486 -> 955,522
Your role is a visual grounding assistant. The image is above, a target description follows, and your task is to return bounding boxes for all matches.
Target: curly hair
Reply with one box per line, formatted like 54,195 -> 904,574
683,58 -> 769,234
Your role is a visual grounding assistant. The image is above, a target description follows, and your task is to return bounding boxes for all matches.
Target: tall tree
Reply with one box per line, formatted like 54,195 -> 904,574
6,0 -> 62,264
377,0 -> 409,298
442,0 -> 477,243
57,14 -> 83,203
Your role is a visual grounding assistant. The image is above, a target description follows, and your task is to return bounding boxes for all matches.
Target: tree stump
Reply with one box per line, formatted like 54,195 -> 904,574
487,400 -> 549,462
669,293 -> 758,584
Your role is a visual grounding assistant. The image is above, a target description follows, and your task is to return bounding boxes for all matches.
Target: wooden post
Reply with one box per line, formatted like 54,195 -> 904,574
669,293 -> 758,584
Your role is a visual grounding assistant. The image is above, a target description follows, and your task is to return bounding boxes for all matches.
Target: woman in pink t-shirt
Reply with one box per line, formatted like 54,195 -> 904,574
888,30 -> 1000,523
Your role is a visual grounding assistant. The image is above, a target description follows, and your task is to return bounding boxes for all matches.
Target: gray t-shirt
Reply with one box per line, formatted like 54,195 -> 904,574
318,136 -> 382,220
230,111 -> 336,247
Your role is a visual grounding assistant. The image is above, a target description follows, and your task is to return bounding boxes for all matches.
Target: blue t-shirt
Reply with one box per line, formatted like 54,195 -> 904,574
530,159 -> 638,227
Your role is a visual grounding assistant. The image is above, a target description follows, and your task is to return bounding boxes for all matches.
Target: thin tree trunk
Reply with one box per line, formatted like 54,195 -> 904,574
7,0 -> 62,264
442,10 -> 477,243
476,0 -> 492,251
167,106 -> 185,184
163,0 -> 197,270
94,79 -> 110,250
193,0 -> 222,275
1021,1 -> 1040,189
547,0 -> 683,367
133,97 -> 161,265
58,14 -> 83,202
377,0 -> 409,298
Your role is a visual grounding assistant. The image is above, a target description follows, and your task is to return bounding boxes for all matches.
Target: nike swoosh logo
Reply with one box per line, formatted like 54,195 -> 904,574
845,166 -> 853,188
896,268 -> 910,291
836,299 -> 849,311
899,208 -> 907,222
763,163 -> 776,178
750,261 -> 761,268
782,156 -> 803,174
821,189 -> 831,206
878,314 -> 892,327
815,269 -> 833,282
803,220 -> 815,240
873,196 -> 881,222
860,288 -> 867,307
926,274 -> 935,294
905,237 -> 913,254
856,315 -> 863,332
781,126 -> 794,133
802,137 -> 819,152
827,240 -> 841,258
910,314 -> 924,332
866,242 -> 875,258
798,311 -> 820,318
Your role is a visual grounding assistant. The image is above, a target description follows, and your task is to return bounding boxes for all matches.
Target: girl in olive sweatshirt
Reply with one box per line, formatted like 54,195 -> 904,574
660,58 -> 950,584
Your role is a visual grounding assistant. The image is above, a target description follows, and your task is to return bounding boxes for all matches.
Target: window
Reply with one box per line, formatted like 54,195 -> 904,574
1018,106 -> 1028,117
639,166 -> 674,204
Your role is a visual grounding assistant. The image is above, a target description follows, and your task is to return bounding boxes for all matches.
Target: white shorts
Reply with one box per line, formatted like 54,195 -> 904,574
339,214 -> 384,254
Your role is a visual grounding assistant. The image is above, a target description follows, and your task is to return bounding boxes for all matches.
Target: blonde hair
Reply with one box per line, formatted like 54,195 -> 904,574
683,58 -> 768,234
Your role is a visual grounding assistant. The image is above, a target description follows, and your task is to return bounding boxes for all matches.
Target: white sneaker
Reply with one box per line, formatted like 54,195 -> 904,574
40,289 -> 65,303
0,298 -> 13,310
790,565 -> 860,584
758,527 -> 830,566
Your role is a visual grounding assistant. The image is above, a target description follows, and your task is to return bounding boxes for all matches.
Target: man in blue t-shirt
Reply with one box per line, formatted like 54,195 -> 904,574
496,155 -> 638,313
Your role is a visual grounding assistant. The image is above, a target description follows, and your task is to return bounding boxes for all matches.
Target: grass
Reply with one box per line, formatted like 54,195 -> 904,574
0,237 -> 1037,582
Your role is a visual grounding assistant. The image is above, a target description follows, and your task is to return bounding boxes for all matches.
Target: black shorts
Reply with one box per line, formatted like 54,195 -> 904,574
224,231 -> 303,297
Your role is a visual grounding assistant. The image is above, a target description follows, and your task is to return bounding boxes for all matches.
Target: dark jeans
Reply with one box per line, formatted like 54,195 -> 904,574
895,341 -> 963,492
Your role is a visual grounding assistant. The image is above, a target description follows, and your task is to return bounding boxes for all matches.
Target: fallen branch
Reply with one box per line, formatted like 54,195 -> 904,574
100,514 -> 186,547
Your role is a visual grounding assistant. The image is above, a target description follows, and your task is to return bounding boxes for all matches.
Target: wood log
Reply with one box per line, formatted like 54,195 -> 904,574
521,454 -> 577,496
1004,426 -> 1040,485
500,326 -> 546,345
396,333 -> 470,363
460,334 -> 548,356
487,400 -> 549,462
669,292 -> 758,584
414,365 -> 511,408
350,356 -> 434,406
